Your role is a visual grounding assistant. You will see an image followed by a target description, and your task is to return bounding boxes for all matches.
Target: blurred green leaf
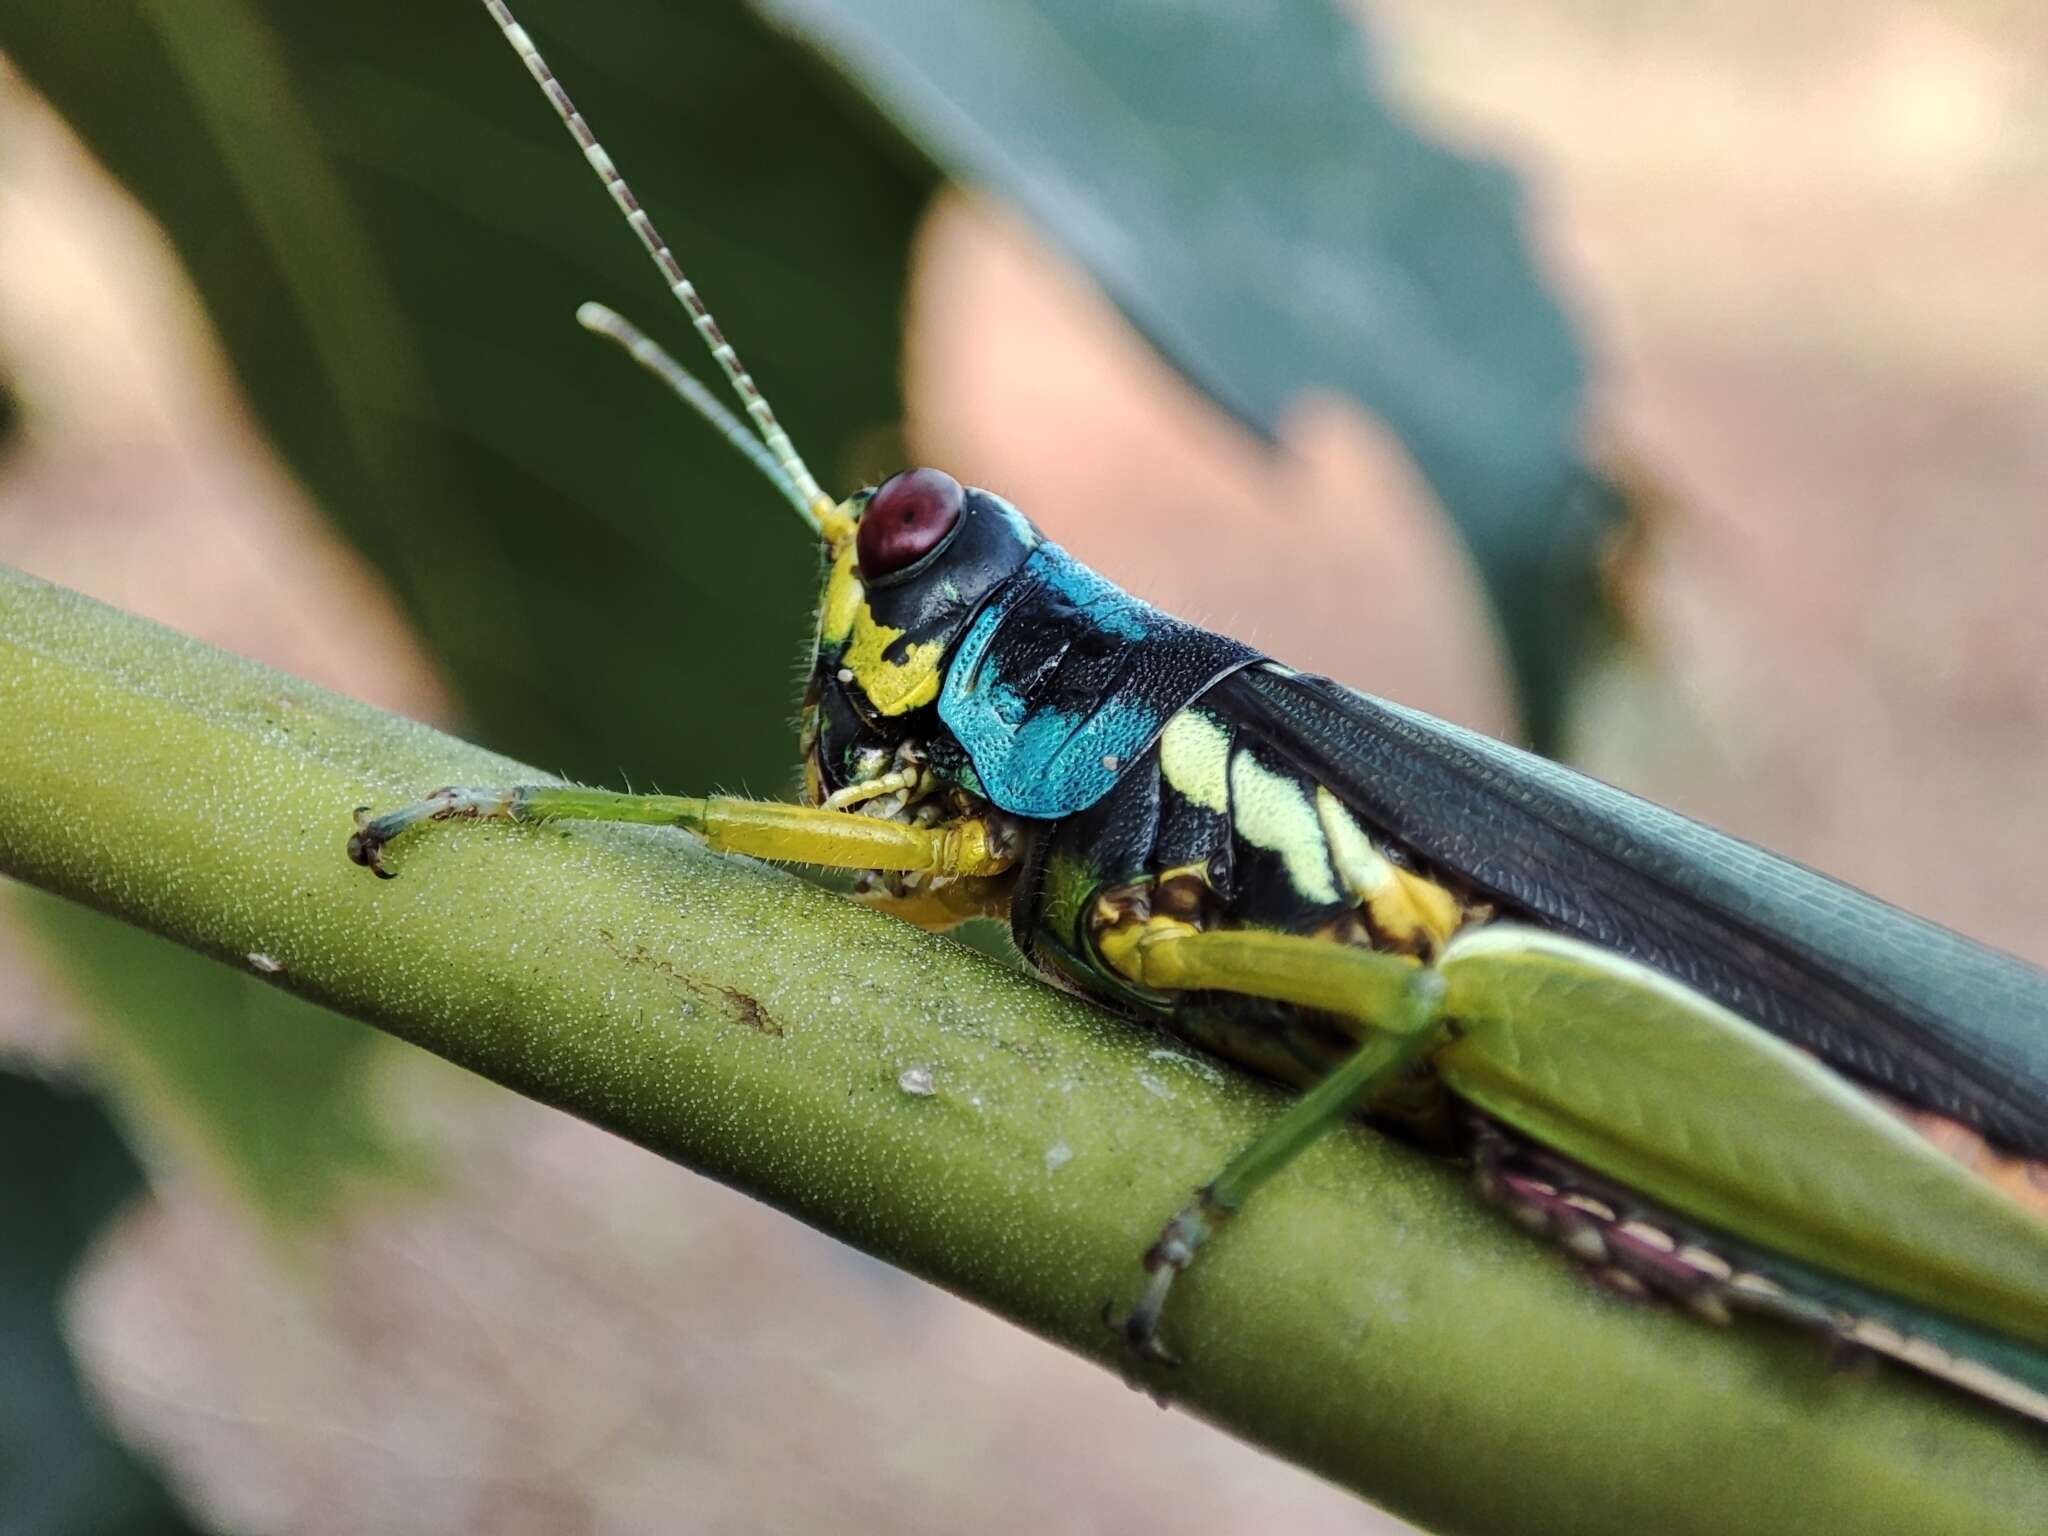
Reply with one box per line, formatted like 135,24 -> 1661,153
0,0 -> 930,1219
759,0 -> 1621,743
0,0 -> 931,789
12,888 -> 402,1228
0,1070 -> 210,1536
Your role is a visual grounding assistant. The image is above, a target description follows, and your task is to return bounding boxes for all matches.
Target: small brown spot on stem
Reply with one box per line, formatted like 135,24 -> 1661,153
716,985 -> 782,1037
596,928 -> 786,1036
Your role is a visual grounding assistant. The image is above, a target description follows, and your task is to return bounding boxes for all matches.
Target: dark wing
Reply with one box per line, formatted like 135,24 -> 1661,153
1208,665 -> 2048,1158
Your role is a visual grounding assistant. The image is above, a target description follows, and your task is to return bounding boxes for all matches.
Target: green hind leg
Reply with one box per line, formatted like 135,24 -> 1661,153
1104,928 -> 1447,1365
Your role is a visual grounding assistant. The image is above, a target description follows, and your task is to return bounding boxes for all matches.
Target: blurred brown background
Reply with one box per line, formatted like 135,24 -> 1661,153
2,1 -> 2044,1531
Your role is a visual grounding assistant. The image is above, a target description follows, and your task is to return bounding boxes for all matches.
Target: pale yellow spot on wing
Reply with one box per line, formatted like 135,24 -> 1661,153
1229,752 -> 1340,905
1158,709 -> 1230,813
1315,786 -> 1392,902
1314,786 -> 1465,949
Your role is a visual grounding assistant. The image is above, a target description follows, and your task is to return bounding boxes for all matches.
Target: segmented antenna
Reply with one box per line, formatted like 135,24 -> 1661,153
575,302 -> 808,515
480,0 -> 838,532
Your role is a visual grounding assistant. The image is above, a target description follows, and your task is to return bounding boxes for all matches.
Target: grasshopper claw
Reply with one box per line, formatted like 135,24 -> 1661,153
1102,1198 -> 1216,1375
346,806 -> 397,878
347,787 -> 512,877
1103,1297 -> 1182,1371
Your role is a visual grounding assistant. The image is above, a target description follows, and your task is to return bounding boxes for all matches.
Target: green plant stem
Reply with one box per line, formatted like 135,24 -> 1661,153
0,563 -> 2039,1535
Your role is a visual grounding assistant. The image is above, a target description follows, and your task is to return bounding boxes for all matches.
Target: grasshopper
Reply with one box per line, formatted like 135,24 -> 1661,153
350,0 -> 2048,1421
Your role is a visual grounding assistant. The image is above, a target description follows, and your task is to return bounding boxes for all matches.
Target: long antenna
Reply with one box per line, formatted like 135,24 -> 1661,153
480,0 -> 839,531
576,301 -> 811,520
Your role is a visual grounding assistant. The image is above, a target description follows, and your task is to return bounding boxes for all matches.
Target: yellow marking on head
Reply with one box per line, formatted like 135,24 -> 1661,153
818,497 -> 858,548
1158,709 -> 1230,813
1228,752 -> 1341,906
846,621 -> 944,714
818,546 -> 945,715
819,546 -> 863,646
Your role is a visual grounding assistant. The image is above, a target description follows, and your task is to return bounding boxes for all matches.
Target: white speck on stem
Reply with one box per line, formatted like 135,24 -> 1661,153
1147,1048 -> 1222,1085
1044,1141 -> 1073,1173
898,1065 -> 937,1097
246,952 -> 284,974
1137,1072 -> 1174,1102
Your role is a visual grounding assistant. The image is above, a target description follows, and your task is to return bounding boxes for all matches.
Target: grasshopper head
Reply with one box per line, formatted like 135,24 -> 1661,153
804,468 -> 1040,798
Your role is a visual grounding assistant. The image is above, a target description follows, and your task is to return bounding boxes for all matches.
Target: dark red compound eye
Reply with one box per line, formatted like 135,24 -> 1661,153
856,467 -> 965,581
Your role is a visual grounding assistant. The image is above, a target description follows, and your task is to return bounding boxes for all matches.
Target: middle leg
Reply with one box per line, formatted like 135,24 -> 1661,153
1104,927 -> 1448,1363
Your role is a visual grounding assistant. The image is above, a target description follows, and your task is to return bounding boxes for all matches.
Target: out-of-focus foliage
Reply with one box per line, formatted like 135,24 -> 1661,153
0,1072 -> 210,1536
0,0 -> 929,790
766,0 -> 1621,743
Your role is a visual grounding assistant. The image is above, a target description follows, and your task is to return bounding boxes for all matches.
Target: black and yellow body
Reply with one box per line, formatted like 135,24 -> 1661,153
802,476 -> 2048,1135
356,463 -> 2048,1423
